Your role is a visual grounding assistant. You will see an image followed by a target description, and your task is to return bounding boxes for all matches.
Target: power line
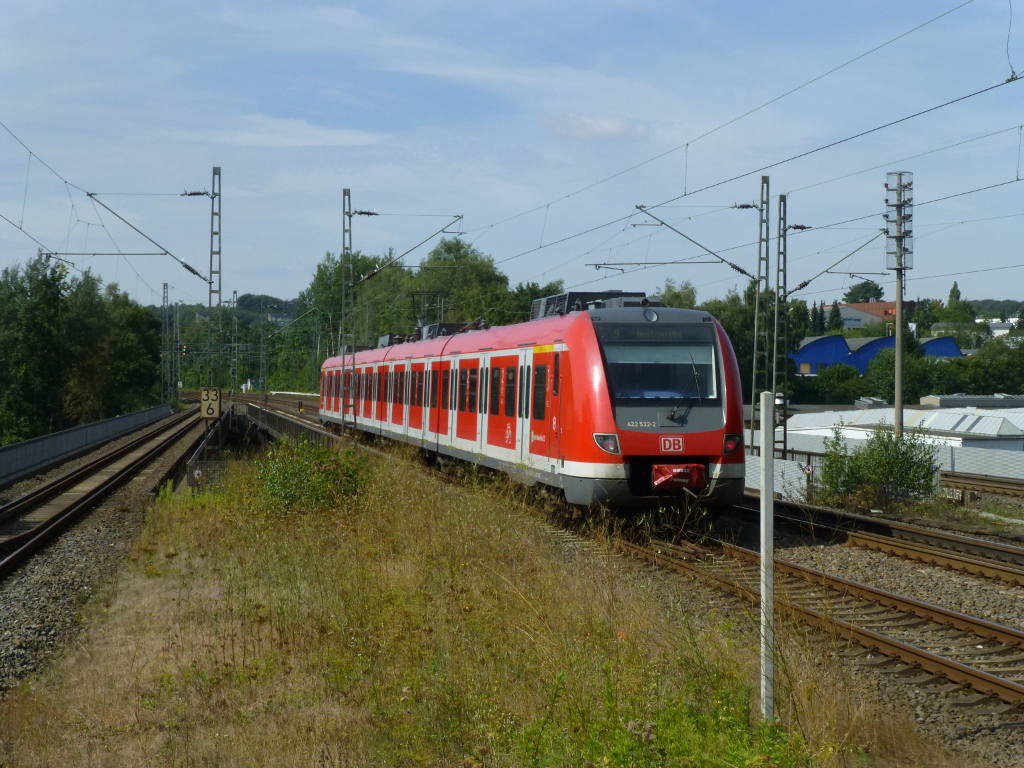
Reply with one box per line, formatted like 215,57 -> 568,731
0,116 -> 210,288
784,123 -> 1022,196
465,0 -> 977,241
494,77 -> 1022,269
643,78 -> 1021,212
564,177 -> 1024,291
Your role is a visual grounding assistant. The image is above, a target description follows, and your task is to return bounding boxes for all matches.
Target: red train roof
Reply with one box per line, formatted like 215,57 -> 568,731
322,312 -> 587,369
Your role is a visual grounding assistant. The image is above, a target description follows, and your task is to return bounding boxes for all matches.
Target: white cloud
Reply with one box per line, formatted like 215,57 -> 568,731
166,114 -> 382,148
553,115 -> 650,140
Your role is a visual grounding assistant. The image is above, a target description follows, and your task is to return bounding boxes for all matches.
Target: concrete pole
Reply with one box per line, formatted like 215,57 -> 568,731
759,390 -> 775,721
895,262 -> 904,438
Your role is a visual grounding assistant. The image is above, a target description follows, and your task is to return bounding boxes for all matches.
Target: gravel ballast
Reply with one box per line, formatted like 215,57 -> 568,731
0,422 -> 204,692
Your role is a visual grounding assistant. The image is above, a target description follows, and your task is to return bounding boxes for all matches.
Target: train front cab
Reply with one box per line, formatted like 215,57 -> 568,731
562,307 -> 744,508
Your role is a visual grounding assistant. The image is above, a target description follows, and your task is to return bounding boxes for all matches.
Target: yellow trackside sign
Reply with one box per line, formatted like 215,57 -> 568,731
200,387 -> 221,419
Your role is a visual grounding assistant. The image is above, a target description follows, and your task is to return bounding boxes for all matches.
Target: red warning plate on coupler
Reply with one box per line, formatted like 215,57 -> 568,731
652,463 -> 706,492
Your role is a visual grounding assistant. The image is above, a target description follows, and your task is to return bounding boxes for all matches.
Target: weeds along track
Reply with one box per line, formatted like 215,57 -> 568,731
617,536 -> 1024,705
239,402 -> 1024,708
736,498 -> 1024,586
0,409 -> 202,579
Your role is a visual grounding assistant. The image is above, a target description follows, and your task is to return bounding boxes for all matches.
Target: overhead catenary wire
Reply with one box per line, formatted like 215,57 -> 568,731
1,116 -> 211,288
465,0 -> 978,243
564,177 -> 1024,292
784,123 -> 1022,196
494,76 -> 1022,269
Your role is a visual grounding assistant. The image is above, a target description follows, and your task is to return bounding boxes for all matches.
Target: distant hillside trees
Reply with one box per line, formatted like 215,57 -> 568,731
0,256 -> 160,444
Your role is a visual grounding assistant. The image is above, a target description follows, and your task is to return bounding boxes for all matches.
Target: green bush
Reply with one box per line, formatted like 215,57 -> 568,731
816,424 -> 937,512
254,439 -> 367,516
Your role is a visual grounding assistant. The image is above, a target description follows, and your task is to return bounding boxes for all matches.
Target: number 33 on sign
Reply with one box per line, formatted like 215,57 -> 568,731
200,387 -> 221,419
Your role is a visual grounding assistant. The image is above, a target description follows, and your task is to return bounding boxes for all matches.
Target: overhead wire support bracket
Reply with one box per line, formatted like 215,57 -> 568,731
789,231 -> 885,293
354,214 -> 464,286
634,205 -> 755,279
86,192 -> 212,285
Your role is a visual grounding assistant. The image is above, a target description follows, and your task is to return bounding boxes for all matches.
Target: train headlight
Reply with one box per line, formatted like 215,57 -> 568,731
593,433 -> 621,455
723,433 -> 742,455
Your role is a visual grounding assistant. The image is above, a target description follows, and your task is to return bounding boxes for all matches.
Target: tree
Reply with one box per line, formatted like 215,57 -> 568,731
948,281 -> 962,308
657,278 -> 697,308
815,363 -> 866,404
0,256 -> 160,443
827,301 -> 843,332
816,425 -> 937,512
842,280 -> 884,303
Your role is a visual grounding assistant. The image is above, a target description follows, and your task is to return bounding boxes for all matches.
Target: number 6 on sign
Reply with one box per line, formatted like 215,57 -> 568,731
200,387 -> 221,419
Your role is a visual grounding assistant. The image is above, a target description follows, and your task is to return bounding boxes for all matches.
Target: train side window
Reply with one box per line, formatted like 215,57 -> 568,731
517,365 -> 524,417
411,371 -> 418,406
480,367 -> 487,413
504,367 -> 516,418
524,365 -> 532,419
468,368 -> 478,414
430,370 -> 439,408
553,353 -> 560,396
418,371 -> 425,406
532,365 -> 547,420
489,368 -> 501,415
458,369 -> 468,412
442,369 -> 450,409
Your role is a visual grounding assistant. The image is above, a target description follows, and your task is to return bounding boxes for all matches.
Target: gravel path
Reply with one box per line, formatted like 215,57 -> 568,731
0,422 -> 204,692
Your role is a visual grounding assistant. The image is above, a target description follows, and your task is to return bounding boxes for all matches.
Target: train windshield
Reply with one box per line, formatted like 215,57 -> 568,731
595,323 -> 718,403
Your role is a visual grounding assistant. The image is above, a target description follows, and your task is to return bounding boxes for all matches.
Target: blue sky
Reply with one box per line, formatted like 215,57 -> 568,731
1,0 -> 1022,310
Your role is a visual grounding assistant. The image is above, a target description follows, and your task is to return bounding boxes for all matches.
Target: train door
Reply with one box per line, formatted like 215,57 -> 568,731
374,366 -> 385,422
391,364 -> 404,427
529,347 -> 556,462
409,362 -> 425,433
455,358 -> 479,442
517,350 -> 531,464
486,354 -> 518,452
434,360 -> 450,438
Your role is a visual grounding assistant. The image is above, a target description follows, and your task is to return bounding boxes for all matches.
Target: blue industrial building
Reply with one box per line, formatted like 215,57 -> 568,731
790,335 -> 962,375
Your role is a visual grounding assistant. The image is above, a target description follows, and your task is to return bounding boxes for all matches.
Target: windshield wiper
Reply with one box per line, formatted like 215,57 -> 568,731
668,354 -> 703,422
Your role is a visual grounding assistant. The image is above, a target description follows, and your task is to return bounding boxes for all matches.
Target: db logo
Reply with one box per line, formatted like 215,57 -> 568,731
659,436 -> 685,453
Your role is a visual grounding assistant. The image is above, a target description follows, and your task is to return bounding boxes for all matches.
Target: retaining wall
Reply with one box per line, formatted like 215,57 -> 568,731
0,404 -> 173,487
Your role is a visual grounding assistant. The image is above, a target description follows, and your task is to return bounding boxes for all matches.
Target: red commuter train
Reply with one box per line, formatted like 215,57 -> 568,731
319,292 -> 744,507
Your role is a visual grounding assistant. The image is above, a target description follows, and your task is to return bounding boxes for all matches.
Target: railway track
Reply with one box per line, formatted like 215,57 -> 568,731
737,497 -> 1024,587
617,535 -> 1024,705
942,471 -> 1024,500
0,408 -> 202,579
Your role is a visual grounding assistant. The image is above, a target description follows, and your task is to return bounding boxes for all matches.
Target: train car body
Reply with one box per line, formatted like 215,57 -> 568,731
319,301 -> 744,507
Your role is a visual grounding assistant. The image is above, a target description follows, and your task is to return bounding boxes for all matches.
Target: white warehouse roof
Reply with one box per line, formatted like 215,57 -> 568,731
786,407 -> 1024,441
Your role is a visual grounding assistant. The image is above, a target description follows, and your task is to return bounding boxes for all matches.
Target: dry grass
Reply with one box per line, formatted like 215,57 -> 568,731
0,444 -> 968,766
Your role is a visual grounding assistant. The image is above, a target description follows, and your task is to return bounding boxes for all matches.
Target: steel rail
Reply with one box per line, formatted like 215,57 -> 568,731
617,538 -> 1024,704
941,471 -> 1024,500
738,496 -> 1024,584
0,408 -> 197,526
0,414 -> 203,578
